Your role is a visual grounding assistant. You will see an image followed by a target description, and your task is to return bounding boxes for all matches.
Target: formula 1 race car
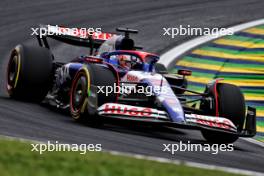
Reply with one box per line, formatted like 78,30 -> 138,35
6,25 -> 256,143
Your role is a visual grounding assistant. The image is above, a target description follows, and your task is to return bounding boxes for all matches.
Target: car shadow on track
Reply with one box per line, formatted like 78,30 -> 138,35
0,96 -> 250,151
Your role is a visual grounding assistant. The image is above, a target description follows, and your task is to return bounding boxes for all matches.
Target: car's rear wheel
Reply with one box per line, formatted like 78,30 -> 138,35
200,83 -> 245,143
6,44 -> 53,101
70,64 -> 117,123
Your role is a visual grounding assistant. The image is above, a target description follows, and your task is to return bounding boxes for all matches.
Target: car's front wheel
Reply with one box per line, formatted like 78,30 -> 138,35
69,64 -> 117,124
200,83 -> 245,143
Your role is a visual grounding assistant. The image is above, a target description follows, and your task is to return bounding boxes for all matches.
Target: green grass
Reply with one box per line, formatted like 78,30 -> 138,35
0,138 -> 244,176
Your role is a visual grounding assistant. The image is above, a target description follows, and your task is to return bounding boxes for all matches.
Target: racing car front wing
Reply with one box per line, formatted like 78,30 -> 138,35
96,103 -> 256,137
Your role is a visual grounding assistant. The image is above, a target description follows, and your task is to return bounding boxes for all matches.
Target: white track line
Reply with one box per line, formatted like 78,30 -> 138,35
242,138 -> 264,148
159,18 -> 264,68
1,135 -> 263,176
159,19 -> 264,148
107,150 -> 264,176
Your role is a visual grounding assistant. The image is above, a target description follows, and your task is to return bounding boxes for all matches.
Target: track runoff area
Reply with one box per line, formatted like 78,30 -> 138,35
168,24 -> 264,142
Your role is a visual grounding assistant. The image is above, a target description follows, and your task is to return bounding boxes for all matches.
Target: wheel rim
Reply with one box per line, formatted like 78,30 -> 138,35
7,53 -> 20,89
9,55 -> 18,81
72,75 -> 87,112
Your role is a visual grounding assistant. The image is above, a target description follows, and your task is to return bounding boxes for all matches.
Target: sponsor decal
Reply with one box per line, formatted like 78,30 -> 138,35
103,104 -> 152,117
126,74 -> 139,82
186,114 -> 236,131
92,32 -> 114,40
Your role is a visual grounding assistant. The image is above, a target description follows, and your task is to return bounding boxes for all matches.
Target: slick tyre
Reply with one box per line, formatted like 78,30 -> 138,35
6,44 -> 53,102
201,83 -> 245,143
70,64 -> 117,124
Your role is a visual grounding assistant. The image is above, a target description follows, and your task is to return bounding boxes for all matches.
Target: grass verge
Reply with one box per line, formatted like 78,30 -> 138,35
0,138 -> 244,176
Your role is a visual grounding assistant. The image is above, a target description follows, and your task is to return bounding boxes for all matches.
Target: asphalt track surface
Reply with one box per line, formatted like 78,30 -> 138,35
0,0 -> 264,173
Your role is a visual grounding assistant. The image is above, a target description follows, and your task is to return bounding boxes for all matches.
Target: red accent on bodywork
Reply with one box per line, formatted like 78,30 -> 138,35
117,50 -> 158,63
214,81 -> 219,117
92,32 -> 114,40
213,79 -> 224,117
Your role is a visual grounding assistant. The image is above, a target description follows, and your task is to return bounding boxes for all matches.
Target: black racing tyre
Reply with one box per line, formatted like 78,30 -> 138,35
70,64 -> 117,123
6,44 -> 53,101
201,83 -> 245,143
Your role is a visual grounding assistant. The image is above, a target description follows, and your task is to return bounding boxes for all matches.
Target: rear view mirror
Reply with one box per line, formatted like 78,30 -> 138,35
154,63 -> 168,74
178,69 -> 192,76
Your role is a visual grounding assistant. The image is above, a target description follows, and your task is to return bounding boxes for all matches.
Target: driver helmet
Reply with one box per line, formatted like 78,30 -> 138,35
118,55 -> 131,70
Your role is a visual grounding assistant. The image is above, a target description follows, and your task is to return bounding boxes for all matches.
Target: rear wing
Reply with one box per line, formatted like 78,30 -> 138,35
36,24 -> 116,54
